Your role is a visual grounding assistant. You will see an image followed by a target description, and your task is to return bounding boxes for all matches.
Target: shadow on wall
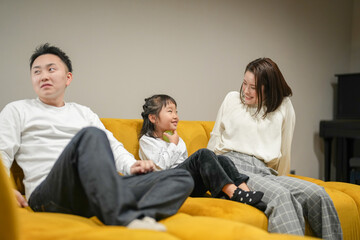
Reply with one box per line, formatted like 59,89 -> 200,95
332,82 -> 338,119
314,132 -> 325,180
314,80 -> 337,181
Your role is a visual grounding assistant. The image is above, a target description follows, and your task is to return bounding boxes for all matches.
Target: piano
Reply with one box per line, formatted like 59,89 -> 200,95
319,73 -> 360,182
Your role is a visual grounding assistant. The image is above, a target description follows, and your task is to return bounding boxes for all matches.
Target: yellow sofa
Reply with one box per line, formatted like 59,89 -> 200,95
3,118 -> 360,240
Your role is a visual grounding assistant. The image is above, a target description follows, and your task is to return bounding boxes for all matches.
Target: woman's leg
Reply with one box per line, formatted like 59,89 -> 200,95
223,151 -> 305,235
223,151 -> 342,239
274,176 -> 342,240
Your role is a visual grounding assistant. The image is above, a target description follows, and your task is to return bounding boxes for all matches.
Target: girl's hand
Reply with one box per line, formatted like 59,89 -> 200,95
164,130 -> 179,145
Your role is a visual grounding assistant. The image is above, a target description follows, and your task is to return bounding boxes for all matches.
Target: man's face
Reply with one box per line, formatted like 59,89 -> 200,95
31,54 -> 72,107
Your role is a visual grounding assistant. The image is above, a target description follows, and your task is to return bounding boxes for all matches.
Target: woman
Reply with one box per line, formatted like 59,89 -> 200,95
208,57 -> 342,239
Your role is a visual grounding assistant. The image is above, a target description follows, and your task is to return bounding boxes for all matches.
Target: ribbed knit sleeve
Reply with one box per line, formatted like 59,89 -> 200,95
276,98 -> 295,176
0,103 -> 22,175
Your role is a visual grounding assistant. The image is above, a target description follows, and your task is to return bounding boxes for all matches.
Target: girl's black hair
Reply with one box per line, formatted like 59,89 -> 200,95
139,94 -> 177,139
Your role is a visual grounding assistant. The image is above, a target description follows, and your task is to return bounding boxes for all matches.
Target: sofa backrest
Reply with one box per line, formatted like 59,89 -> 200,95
100,118 -> 215,159
10,118 -> 215,193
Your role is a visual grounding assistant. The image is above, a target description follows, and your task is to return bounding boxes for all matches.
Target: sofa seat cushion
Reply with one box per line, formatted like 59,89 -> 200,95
18,208 -> 178,240
323,187 -> 360,239
0,157 -> 19,240
291,174 -> 360,240
161,213 -> 317,240
179,197 -> 267,230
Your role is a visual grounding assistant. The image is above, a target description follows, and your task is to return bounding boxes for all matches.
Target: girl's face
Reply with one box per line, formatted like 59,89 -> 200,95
154,102 -> 179,133
242,71 -> 258,106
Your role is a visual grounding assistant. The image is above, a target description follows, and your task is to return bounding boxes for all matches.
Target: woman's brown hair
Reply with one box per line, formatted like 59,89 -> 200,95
240,58 -> 292,117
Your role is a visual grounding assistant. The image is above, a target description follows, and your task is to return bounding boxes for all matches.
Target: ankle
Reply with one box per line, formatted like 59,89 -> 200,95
222,184 -> 237,198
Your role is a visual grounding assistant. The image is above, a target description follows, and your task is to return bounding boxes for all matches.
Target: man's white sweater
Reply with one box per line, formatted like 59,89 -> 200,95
0,99 -> 136,199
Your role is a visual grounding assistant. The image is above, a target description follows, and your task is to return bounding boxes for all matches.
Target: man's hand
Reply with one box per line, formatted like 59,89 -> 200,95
130,160 -> 156,175
14,189 -> 28,208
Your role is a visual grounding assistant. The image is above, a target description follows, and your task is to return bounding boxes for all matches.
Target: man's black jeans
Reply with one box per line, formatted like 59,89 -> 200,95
29,127 -> 194,226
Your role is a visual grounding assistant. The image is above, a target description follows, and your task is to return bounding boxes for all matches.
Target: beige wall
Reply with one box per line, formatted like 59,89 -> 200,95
0,0 -> 358,179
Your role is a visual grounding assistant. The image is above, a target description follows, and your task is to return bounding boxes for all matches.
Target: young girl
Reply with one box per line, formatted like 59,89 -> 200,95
139,94 -> 266,211
208,58 -> 342,239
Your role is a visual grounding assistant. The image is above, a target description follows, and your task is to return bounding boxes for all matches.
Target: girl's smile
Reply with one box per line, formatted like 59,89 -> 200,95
150,102 -> 179,138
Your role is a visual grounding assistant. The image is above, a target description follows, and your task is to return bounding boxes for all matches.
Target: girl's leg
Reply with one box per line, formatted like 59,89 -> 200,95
217,154 -> 267,211
217,155 -> 250,191
217,155 -> 249,185
176,148 -> 233,197
176,148 -> 263,205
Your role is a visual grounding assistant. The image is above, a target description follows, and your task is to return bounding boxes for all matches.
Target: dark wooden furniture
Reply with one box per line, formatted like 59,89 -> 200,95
319,73 -> 360,182
319,120 -> 360,181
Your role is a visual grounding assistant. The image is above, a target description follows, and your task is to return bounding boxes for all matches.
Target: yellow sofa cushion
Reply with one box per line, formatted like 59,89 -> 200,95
99,118 -> 360,239
0,158 -> 19,240
0,163 -> 317,240
5,118 -> 359,239
100,119 -> 213,158
18,208 -> 177,240
162,213 -> 318,240
101,118 -> 143,159
290,174 -> 360,240
179,197 -> 268,230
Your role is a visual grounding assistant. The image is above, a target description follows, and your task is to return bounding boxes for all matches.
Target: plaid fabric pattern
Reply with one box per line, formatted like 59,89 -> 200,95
223,151 -> 342,240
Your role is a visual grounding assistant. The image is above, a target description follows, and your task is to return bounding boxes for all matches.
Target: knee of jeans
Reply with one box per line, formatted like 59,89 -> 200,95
197,148 -> 217,161
81,127 -> 107,139
217,155 -> 230,162
217,155 -> 234,165
197,148 -> 213,155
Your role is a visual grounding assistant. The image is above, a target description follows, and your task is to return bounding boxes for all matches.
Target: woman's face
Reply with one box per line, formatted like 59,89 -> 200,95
242,71 -> 258,106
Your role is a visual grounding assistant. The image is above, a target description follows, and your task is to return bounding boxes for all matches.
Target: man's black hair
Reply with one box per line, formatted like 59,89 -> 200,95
29,43 -> 73,72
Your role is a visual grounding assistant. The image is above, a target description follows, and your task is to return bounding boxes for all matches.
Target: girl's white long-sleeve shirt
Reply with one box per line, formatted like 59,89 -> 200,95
0,99 -> 136,200
207,91 -> 295,176
139,135 -> 188,170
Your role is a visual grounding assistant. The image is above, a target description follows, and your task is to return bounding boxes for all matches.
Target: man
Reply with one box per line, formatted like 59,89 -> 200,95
0,43 -> 194,231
